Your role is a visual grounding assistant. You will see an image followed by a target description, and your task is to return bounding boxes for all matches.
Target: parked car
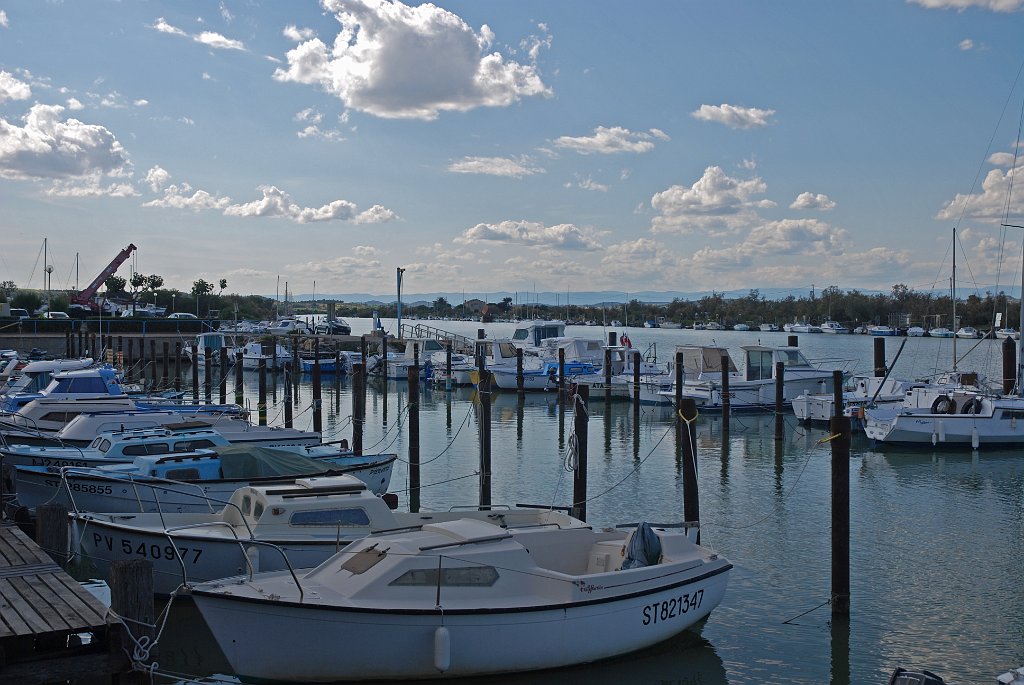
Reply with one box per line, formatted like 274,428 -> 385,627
43,311 -> 71,319
120,308 -> 155,318
7,308 -> 30,320
314,318 -> 352,335
66,304 -> 93,318
166,312 -> 199,320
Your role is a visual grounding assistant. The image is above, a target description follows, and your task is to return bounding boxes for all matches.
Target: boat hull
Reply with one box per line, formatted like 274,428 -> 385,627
193,562 -> 730,681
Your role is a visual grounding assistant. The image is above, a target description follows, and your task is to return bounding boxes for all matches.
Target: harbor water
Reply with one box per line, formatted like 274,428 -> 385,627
79,320 -> 1023,684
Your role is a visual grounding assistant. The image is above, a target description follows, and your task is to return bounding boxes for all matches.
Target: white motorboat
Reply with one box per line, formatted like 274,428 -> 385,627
820,321 -> 849,334
955,326 -> 980,339
732,323 -> 750,331
928,327 -> 954,338
14,444 -> 397,513
238,340 -> 292,371
704,321 -> 725,331
758,323 -> 780,332
659,344 -> 835,411
868,325 -> 898,336
906,326 -> 926,337
191,518 -> 731,681
0,357 -> 94,398
792,375 -> 914,425
72,475 -> 585,596
996,327 -> 1020,340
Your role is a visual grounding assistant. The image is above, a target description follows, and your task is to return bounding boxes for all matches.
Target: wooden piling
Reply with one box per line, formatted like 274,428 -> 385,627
34,504 -> 69,568
1003,335 -> 1017,394
353,361 -> 365,455
833,369 -> 844,421
204,348 -> 213,403
516,347 -> 524,396
284,361 -> 293,428
632,350 -> 641,422
258,358 -> 267,426
873,337 -> 886,377
109,558 -> 156,678
721,351 -> 731,432
775,360 -> 785,440
674,351 -> 684,454
445,342 -> 453,390
605,332 -> 616,404
174,342 -> 181,392
678,396 -> 700,532
478,351 -> 492,507
235,349 -> 244,405
408,362 -> 420,513
572,385 -> 589,521
312,338 -> 322,434
830,411 -> 852,615
787,334 -> 798,348
558,347 -> 566,401
219,347 -> 228,404
191,343 -> 199,402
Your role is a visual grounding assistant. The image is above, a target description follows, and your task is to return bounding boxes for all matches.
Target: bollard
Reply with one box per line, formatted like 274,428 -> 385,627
284,361 -> 294,428
775,361 -> 785,440
408,363 -> 420,513
572,385 -> 590,522
235,349 -> 244,405
204,348 -> 213,403
873,337 -> 886,377
830,413 -> 852,615
516,347 -> 524,396
632,350 -> 641,422
34,504 -> 69,568
258,358 -> 268,426
478,353 -> 492,508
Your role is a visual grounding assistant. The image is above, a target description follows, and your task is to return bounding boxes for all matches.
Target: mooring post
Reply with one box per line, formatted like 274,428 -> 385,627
605,331 -> 616,405
34,504 -> 69,568
1003,335 -> 1017,394
234,349 -> 244,406
558,347 -> 566,401
408,361 -> 421,513
830,401 -> 852,616
219,347 -> 228,404
833,369 -> 844,422
632,349 -> 642,423
353,361 -> 365,455
292,338 -> 300,395
873,337 -> 886,377
516,347 -> 524,396
445,341 -> 453,390
284,361 -> 293,428
678,396 -> 700,535
204,348 -> 213,403
174,342 -> 182,392
675,351 -> 684,452
312,338 -> 323,434
78,330 -> 85,359
380,333 -> 388,382
775,361 -> 786,440
788,334 -> 798,348
125,337 -> 134,383
191,343 -> 199,402
572,385 -> 590,522
161,341 -> 169,388
478,350 -> 492,507
721,351 -> 731,434
110,558 -> 156,678
258,358 -> 268,426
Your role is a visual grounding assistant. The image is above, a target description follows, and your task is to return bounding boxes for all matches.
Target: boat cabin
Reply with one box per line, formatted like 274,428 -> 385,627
741,345 -> 814,382
511,320 -> 567,348
675,346 -> 739,382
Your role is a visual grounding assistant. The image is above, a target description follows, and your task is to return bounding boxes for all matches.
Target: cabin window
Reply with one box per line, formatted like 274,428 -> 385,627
512,329 -> 528,341
746,351 -> 774,382
122,443 -> 170,456
253,502 -> 265,519
390,566 -> 499,587
289,509 -> 371,527
780,350 -> 808,367
97,438 -> 112,453
241,495 -> 252,515
497,343 -> 517,358
39,411 -> 80,423
173,439 -> 216,451
424,340 -> 443,352
164,468 -> 200,480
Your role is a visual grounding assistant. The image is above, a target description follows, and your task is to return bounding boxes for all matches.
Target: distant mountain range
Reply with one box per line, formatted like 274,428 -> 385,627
282,285 -> 1021,306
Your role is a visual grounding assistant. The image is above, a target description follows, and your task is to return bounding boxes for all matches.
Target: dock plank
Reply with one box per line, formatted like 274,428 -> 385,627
0,576 -> 50,635
38,572 -> 107,626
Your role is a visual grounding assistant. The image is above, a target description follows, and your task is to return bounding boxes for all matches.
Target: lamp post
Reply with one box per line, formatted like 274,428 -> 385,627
171,293 -> 176,314
396,267 -> 406,335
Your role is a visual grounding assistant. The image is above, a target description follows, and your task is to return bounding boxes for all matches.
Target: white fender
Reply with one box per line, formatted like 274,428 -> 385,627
434,626 -> 451,672
971,426 -> 979,450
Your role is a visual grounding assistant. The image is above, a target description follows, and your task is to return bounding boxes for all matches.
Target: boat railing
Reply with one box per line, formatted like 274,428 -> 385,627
399,323 -> 475,354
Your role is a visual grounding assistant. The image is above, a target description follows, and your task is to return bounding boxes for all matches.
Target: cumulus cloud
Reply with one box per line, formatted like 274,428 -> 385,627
222,185 -> 398,224
143,184 -> 232,211
144,166 -> 171,192
47,173 -> 139,198
0,104 -> 131,182
553,126 -> 669,154
908,0 -> 1024,11
447,155 -> 544,178
284,25 -> 317,41
989,152 -> 1016,166
150,17 -> 245,51
691,103 -> 776,129
937,166 -> 1024,221
455,219 -> 604,250
650,166 -> 775,234
689,219 -> 850,270
272,0 -> 550,120
790,192 -> 837,210
294,107 -> 345,141
66,98 -> 84,110
0,71 -> 31,103
0,10 -> 8,28
959,39 -> 975,50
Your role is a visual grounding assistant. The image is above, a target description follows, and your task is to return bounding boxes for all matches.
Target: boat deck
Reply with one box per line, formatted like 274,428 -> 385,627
0,522 -> 123,683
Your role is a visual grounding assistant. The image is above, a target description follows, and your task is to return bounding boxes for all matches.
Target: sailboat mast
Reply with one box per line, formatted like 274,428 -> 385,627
952,228 -> 957,371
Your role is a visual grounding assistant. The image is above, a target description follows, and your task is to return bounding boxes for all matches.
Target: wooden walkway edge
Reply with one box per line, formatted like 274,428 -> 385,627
0,522 -> 127,683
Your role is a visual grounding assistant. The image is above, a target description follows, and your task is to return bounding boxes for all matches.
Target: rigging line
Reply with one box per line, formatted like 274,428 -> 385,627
952,55 -> 1024,232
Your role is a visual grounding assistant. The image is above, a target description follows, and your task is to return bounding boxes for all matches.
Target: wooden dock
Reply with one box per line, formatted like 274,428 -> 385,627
0,522 -> 125,683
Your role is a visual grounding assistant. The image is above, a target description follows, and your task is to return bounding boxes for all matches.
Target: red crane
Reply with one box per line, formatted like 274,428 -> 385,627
71,243 -> 137,311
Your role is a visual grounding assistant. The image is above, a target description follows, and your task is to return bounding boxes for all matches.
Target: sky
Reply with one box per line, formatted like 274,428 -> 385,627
3,0 -> 1024,303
